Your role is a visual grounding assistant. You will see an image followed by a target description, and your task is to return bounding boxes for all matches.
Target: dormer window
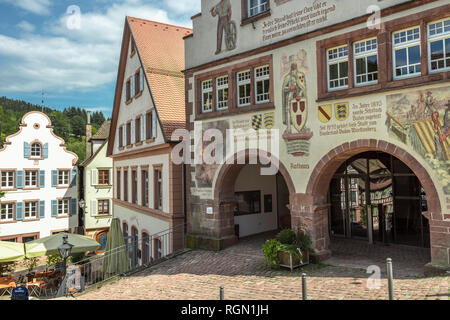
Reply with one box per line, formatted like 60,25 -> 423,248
31,143 -> 42,158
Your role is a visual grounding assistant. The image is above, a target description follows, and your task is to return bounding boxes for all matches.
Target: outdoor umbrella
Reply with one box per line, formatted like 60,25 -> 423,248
25,233 -> 101,258
102,218 -> 129,278
0,241 -> 26,263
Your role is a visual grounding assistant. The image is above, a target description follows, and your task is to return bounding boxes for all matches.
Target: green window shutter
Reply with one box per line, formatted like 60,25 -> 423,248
70,168 -> 77,187
16,171 -> 24,189
51,170 -> 58,187
24,142 -> 30,158
39,170 -> 45,188
70,199 -> 77,216
43,143 -> 49,159
16,202 -> 24,221
51,200 -> 58,217
39,201 -> 45,219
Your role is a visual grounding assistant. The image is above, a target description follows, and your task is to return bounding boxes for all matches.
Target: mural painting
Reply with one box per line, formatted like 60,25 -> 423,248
210,0 -> 237,54
386,86 -> 450,194
281,52 -> 313,157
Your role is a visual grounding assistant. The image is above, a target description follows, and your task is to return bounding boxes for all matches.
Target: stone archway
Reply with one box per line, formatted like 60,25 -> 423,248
208,149 -> 295,249
299,139 -> 447,268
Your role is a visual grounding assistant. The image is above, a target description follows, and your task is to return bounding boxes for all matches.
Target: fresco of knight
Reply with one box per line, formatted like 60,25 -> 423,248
282,62 -> 307,135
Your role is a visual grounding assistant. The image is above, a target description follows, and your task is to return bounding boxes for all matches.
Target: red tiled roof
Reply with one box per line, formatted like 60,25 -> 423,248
128,17 -> 191,140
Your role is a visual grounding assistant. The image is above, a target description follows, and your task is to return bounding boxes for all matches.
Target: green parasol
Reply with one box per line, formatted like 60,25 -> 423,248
102,218 -> 129,278
0,241 -> 26,262
25,233 -> 101,258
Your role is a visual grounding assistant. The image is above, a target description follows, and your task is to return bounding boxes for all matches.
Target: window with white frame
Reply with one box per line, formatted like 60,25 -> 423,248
58,170 -> 70,186
255,65 -> 270,103
0,203 -> 14,222
248,0 -> 268,18
354,38 -> 378,86
237,70 -> 251,107
428,18 -> 450,72
216,76 -> 229,110
24,201 -> 38,219
393,26 -> 421,79
58,199 -> 70,216
31,143 -> 42,158
327,45 -> 349,90
202,80 -> 213,113
25,171 -> 38,188
1,171 -> 14,189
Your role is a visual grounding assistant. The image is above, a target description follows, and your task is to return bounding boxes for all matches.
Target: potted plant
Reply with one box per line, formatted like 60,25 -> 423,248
295,229 -> 313,266
24,257 -> 39,282
0,262 -> 16,277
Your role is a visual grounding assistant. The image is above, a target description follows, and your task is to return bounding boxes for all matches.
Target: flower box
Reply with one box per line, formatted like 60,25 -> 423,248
278,249 -> 309,271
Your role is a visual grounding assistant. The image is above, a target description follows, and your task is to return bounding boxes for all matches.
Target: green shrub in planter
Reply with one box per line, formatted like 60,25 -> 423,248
262,239 -> 281,269
277,229 -> 297,245
296,230 -> 313,252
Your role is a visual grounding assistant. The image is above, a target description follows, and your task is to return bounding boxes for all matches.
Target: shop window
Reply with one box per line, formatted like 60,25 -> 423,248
255,65 -> 270,103
216,76 -> 229,110
234,190 -> 261,216
428,18 -> 450,72
237,70 -> 251,107
202,80 -> 213,113
393,26 -> 421,79
354,38 -> 378,86
327,45 -> 349,91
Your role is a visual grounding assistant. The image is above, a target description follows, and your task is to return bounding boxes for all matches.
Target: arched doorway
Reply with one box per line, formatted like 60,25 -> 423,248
328,151 -> 430,248
213,150 -> 295,245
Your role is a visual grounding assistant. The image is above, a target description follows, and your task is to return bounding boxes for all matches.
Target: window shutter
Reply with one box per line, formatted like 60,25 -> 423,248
90,200 -> 97,217
91,169 -> 98,186
51,170 -> 58,187
16,202 -> 24,221
39,200 -> 45,219
71,168 -> 77,187
117,128 -> 120,147
51,200 -> 58,217
24,142 -> 30,158
16,170 -> 24,189
123,125 -> 127,146
142,114 -> 147,140
43,143 -> 49,159
70,199 -> 77,216
140,68 -> 144,92
39,170 -> 45,188
109,169 -> 112,184
152,109 -> 157,138
131,120 -> 136,145
130,75 -> 135,98
123,82 -> 127,103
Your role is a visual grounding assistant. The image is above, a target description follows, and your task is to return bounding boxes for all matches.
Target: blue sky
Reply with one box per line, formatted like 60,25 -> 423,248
0,0 -> 201,117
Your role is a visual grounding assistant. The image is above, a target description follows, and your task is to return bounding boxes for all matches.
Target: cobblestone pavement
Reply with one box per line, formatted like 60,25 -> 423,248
66,233 -> 449,301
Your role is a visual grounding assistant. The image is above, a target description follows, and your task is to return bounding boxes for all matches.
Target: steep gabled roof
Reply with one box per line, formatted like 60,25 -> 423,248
107,17 -> 191,156
90,120 -> 111,141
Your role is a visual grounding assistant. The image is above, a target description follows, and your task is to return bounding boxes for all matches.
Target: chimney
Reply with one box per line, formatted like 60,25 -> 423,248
86,111 -> 92,159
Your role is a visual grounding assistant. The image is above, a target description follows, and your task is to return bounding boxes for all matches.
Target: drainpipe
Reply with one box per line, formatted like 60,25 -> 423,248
182,163 -> 187,247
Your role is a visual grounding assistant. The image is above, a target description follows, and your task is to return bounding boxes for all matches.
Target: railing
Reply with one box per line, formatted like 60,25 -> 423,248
57,223 -> 187,297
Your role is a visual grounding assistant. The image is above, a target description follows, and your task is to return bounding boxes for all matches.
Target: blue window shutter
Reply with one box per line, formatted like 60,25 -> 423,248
70,199 -> 77,216
39,201 -> 45,219
39,170 -> 45,188
51,170 -> 58,187
51,200 -> 58,217
43,143 -> 49,159
16,171 -> 24,189
71,168 -> 77,187
16,202 -> 24,221
24,142 -> 30,158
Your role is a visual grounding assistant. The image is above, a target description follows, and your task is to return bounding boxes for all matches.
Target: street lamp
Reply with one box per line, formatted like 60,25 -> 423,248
58,235 -> 74,278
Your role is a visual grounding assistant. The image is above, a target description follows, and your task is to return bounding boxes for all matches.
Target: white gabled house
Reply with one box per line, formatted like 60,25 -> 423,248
0,111 -> 79,242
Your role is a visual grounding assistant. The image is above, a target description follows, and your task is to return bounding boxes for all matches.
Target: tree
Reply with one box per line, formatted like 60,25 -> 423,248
71,115 -> 86,138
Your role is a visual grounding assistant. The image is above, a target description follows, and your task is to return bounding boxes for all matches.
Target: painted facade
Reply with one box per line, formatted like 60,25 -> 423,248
0,111 -> 79,242
107,17 -> 191,260
184,0 -> 450,270
81,121 -> 113,249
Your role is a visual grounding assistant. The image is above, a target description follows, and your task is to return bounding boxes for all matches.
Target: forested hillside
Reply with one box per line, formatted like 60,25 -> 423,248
0,97 -> 108,162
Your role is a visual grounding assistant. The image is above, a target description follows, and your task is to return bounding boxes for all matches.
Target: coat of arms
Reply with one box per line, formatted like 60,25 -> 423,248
335,102 -> 349,121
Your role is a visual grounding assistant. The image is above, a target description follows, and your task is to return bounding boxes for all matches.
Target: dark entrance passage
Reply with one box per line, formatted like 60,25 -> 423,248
328,151 -> 430,248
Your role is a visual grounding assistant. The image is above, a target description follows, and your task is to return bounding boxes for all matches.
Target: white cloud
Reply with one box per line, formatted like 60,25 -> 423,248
17,21 -> 35,33
0,0 -> 196,94
1,0 -> 51,15
166,0 -> 201,14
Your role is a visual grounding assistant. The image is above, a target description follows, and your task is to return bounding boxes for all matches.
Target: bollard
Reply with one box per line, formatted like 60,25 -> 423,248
302,273 -> 307,300
386,258 -> 394,300
220,286 -> 224,300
